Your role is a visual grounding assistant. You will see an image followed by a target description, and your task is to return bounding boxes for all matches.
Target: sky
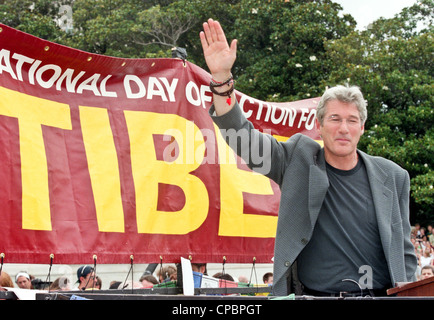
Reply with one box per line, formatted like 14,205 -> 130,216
333,0 -> 418,29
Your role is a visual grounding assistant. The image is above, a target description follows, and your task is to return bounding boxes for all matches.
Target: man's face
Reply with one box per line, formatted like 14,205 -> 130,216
16,276 -> 32,289
81,271 -> 96,289
316,100 -> 364,163
421,269 -> 434,280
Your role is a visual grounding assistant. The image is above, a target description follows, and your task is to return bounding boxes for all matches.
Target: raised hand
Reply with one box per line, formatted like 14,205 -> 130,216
200,18 -> 237,82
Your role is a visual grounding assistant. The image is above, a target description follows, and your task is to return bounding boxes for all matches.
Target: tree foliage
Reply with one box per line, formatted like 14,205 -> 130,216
0,0 -> 432,223
232,0 -> 355,102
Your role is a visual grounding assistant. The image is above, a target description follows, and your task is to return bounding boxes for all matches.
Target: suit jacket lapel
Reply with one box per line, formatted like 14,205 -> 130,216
308,149 -> 329,229
359,151 -> 393,253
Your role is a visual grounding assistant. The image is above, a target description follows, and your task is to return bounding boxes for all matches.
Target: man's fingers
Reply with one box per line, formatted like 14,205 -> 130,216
213,20 -> 228,44
202,21 -> 212,45
208,19 -> 219,43
230,39 -> 237,56
204,18 -> 228,45
199,31 -> 209,50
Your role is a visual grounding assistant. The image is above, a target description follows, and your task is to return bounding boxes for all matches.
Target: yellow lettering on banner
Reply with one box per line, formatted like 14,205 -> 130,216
124,111 -> 208,234
215,124 -> 278,238
0,87 -> 71,230
79,106 -> 124,232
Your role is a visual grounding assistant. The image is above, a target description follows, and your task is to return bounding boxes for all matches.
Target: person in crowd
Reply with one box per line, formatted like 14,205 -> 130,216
420,265 -> 434,280
414,223 -> 422,238
427,225 -> 434,247
191,263 -> 207,276
263,272 -> 273,285
94,276 -> 102,289
157,265 -> 177,283
419,247 -> 433,268
199,18 -> 417,297
140,274 -> 158,288
118,280 -> 142,289
213,272 -> 235,282
109,281 -> 122,289
0,271 -> 14,289
76,265 -> 97,290
49,276 -> 71,291
15,272 -> 32,289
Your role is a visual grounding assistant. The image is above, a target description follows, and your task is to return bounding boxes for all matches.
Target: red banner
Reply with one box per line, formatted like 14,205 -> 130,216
0,24 -> 320,264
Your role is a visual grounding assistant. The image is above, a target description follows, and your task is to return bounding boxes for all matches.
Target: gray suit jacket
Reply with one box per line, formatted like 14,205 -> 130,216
211,102 -> 417,296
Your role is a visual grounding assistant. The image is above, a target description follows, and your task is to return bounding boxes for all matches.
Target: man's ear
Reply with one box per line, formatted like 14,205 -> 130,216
315,119 -> 322,137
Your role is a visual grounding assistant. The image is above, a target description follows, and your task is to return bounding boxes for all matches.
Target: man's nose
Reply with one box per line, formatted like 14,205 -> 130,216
338,120 -> 350,133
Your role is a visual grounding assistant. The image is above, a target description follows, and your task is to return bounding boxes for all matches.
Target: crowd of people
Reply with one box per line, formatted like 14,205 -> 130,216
412,223 -> 434,281
1,222 -> 433,297
0,262 -> 273,294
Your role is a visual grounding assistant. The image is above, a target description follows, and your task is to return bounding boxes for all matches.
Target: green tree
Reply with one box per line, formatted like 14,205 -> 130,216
0,0 -> 69,41
231,0 -> 356,102
59,0 -> 237,59
59,0 -> 155,57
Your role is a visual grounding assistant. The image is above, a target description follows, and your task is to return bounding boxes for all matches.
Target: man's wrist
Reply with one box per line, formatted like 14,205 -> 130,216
211,71 -> 232,83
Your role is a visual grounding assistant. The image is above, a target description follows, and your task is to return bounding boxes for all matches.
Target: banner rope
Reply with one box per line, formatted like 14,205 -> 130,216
0,253 -> 4,276
45,254 -> 54,292
81,255 -> 97,291
122,255 -> 134,293
91,255 -> 97,292
221,256 -> 228,294
248,257 -> 259,293
158,255 -> 169,287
